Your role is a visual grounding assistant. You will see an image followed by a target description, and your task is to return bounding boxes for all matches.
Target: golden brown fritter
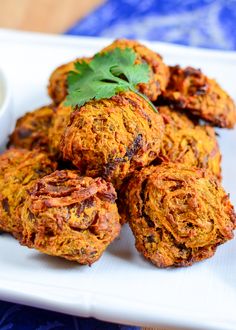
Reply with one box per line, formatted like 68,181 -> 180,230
101,39 -> 169,101
48,103 -> 72,157
158,106 -> 221,180
8,105 -> 55,151
48,57 -> 91,105
0,148 -> 57,238
162,66 -> 236,128
48,39 -> 169,105
20,170 -> 121,265
60,91 -> 165,188
124,163 -> 236,267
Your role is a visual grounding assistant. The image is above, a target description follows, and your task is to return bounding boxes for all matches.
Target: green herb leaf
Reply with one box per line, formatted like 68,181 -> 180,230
64,47 -> 157,113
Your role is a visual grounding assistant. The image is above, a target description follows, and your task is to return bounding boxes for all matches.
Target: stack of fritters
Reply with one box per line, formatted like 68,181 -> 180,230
1,39 -> 236,267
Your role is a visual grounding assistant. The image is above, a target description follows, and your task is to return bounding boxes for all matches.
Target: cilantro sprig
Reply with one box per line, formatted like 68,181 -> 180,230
64,48 -> 157,113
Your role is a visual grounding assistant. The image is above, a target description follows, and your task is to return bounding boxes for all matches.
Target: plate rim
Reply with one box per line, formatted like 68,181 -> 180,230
0,28 -> 236,330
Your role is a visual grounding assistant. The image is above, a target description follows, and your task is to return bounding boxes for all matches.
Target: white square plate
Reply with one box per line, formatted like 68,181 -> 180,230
0,29 -> 236,330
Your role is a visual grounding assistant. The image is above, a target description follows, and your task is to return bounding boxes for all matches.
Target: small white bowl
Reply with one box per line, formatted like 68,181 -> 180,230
0,68 -> 12,151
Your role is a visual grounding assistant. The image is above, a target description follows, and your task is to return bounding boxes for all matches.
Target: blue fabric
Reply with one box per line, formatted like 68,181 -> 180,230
67,0 -> 236,50
2,0 -> 236,329
0,301 -> 139,329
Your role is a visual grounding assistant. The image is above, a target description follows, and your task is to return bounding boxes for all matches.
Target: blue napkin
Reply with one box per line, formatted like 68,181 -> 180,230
67,0 -> 236,50
0,301 -> 139,329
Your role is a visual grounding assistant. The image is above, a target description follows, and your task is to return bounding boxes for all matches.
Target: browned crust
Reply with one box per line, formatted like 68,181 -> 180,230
162,66 -> 236,128
48,103 -> 73,157
0,148 -> 57,238
124,163 -> 236,267
8,105 -> 56,151
20,170 -> 121,265
60,91 -> 164,188
158,106 -> 222,180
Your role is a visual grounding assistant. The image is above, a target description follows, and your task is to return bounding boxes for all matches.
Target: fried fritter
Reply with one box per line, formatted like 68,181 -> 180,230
48,103 -> 72,157
20,170 -> 121,265
124,163 -> 236,267
102,39 -> 169,101
0,148 -> 57,238
48,57 -> 91,104
48,39 -> 169,105
158,106 -> 221,180
8,105 -> 55,151
162,66 -> 236,128
60,91 -> 165,188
